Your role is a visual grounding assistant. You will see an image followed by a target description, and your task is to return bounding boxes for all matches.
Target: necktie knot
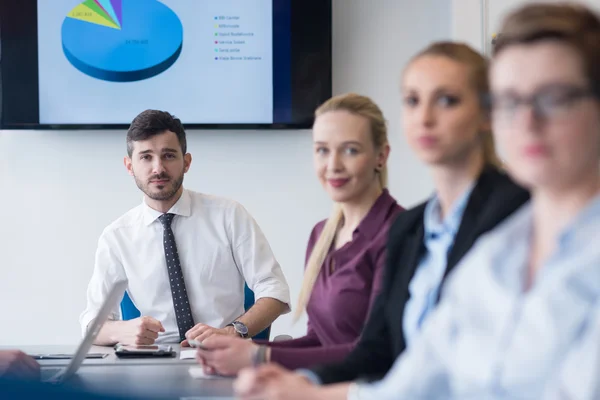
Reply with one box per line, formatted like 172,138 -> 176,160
158,213 -> 175,229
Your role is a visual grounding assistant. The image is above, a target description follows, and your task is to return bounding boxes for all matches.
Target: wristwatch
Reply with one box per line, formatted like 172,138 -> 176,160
228,321 -> 249,338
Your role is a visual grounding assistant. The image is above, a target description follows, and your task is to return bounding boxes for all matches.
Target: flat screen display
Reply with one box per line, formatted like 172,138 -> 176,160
0,0 -> 332,129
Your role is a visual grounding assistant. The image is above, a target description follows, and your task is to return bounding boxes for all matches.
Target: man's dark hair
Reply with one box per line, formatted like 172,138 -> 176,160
126,110 -> 187,157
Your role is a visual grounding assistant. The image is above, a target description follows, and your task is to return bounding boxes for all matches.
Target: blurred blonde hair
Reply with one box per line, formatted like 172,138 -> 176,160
293,93 -> 388,321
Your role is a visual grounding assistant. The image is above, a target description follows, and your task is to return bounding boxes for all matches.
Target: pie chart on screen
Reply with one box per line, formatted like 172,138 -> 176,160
61,0 -> 183,82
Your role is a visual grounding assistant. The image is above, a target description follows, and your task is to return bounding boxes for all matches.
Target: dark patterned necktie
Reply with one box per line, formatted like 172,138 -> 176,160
158,213 -> 195,341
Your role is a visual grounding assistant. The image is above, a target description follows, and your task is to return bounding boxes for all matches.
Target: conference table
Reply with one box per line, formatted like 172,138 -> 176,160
1,344 -> 236,399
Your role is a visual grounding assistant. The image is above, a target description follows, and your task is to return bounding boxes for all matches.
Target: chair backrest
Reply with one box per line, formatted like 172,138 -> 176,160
244,284 -> 270,340
120,283 -> 271,340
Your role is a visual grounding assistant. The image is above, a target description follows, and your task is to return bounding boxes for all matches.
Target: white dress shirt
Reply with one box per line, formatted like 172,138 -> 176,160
80,189 -> 291,343
348,193 -> 600,400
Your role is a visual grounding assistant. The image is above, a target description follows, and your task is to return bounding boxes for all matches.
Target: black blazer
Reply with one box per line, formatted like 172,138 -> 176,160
311,167 -> 530,384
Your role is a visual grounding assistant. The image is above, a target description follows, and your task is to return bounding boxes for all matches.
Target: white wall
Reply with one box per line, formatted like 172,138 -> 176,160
451,0 -> 484,52
452,0 -> 600,54
0,0 -> 450,346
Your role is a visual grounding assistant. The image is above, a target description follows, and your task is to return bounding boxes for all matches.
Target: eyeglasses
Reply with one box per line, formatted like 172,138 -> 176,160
489,84 -> 597,123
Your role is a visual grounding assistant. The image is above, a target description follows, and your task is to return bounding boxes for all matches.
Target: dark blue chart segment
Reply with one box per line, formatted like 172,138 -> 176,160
61,0 -> 183,82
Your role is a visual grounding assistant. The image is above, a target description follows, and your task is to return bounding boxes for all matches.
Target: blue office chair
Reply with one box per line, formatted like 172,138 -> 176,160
243,284 -> 271,340
120,283 -> 271,340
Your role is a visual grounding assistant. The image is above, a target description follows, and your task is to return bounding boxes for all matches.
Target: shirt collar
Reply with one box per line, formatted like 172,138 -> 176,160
493,191 -> 600,289
557,191 -> 600,251
353,189 -> 398,239
142,188 -> 192,226
424,183 -> 475,239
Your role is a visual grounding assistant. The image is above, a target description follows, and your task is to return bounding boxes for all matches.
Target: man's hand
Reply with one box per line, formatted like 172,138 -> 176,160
181,323 -> 237,347
0,350 -> 40,380
117,316 -> 165,345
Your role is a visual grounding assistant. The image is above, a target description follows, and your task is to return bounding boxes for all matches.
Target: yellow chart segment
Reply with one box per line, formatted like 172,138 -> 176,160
67,3 -> 120,30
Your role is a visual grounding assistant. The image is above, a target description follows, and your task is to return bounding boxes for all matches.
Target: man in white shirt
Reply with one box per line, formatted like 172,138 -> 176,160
80,109 -> 291,345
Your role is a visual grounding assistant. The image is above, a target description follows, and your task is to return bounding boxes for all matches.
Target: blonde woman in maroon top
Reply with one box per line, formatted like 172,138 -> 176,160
195,93 -> 404,375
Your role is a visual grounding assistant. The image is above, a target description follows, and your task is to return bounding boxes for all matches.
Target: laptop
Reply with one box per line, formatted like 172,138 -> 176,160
40,280 -> 127,383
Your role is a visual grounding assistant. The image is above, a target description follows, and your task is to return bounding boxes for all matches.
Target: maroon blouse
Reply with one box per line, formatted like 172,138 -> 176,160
266,189 -> 403,369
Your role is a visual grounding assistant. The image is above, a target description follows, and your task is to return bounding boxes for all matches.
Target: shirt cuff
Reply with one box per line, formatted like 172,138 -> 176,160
295,369 -> 323,385
253,291 -> 292,314
79,311 -> 119,337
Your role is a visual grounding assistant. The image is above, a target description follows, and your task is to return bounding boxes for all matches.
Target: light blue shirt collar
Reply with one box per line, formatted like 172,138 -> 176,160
424,183 -> 475,240
490,191 -> 600,291
402,183 -> 476,348
557,192 -> 600,251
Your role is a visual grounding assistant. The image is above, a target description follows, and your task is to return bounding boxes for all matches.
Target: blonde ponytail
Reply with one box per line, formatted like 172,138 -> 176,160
378,164 -> 388,189
293,205 -> 343,322
293,92 -> 389,322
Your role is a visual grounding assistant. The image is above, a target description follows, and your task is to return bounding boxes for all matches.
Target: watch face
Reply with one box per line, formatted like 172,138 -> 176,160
234,322 -> 249,334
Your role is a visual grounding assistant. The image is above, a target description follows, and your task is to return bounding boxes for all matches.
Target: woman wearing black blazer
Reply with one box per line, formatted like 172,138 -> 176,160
311,165 -> 528,384
233,42 -> 529,400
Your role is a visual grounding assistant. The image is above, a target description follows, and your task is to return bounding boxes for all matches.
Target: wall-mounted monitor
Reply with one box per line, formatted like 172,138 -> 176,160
0,0 -> 332,129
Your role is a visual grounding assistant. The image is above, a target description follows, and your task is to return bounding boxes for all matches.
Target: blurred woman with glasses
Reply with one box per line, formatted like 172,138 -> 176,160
234,3 -> 600,399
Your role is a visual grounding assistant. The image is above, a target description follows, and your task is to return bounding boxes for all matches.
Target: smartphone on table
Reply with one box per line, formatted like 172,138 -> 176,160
114,344 -> 175,358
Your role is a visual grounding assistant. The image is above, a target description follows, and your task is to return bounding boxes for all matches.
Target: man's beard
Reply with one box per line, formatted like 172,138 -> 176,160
134,171 -> 184,201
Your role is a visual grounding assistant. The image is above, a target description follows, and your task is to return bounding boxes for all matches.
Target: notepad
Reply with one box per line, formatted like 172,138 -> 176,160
179,349 -> 197,360
188,366 -> 228,380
